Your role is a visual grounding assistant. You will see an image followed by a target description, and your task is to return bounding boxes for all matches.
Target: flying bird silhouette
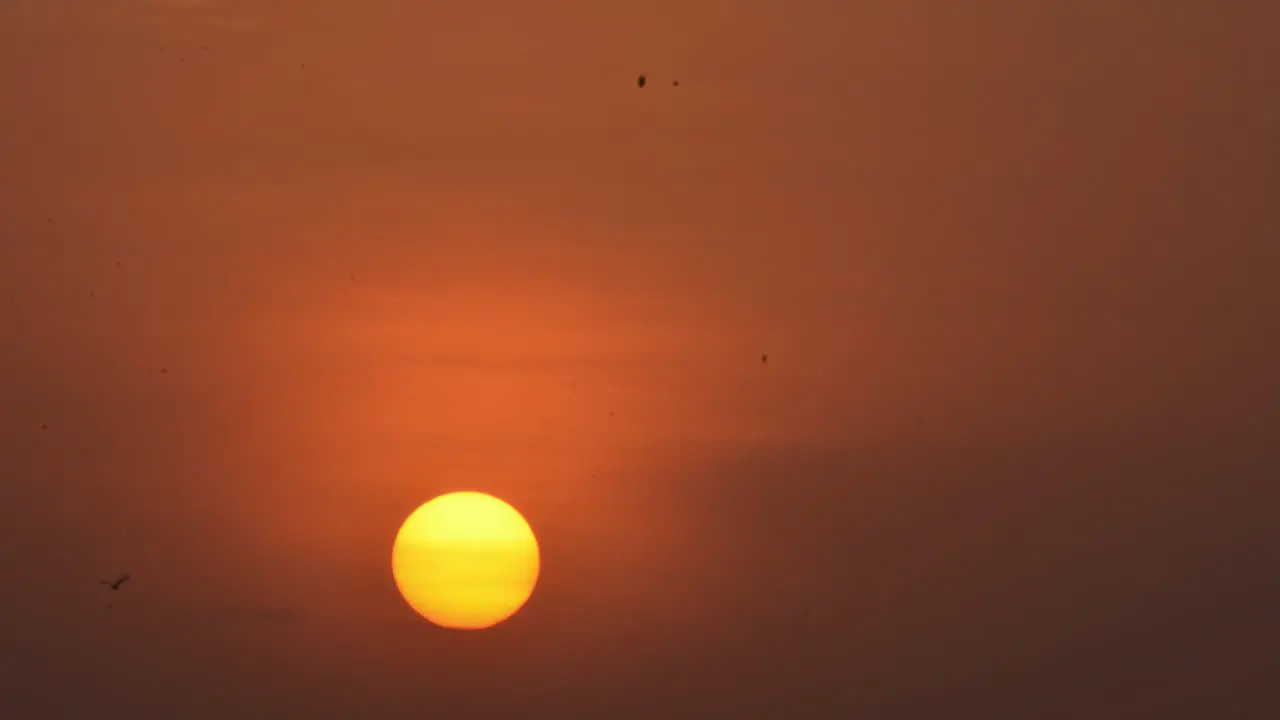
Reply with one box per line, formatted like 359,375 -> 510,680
101,574 -> 130,591
637,74 -> 646,88
761,354 -> 768,364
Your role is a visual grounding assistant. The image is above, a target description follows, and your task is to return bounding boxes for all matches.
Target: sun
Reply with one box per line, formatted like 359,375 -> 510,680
391,492 -> 540,630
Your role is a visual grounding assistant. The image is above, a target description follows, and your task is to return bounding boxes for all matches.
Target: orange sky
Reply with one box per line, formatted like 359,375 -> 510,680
1,1 -> 1277,717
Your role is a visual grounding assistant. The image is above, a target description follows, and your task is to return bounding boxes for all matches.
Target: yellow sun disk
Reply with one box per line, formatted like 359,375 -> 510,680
391,492 -> 540,629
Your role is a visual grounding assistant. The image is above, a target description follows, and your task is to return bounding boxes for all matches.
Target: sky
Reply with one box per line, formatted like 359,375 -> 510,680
1,0 -> 1277,717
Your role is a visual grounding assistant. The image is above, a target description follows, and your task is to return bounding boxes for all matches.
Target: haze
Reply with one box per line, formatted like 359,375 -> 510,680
1,1 -> 1277,717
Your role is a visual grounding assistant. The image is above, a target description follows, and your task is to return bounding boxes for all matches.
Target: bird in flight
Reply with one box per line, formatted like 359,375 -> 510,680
101,574 -> 130,591
637,74 -> 646,88
761,354 -> 768,364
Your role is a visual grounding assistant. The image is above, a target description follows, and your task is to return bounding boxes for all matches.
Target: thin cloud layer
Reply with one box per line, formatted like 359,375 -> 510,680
104,0 -> 259,31
213,603 -> 306,624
